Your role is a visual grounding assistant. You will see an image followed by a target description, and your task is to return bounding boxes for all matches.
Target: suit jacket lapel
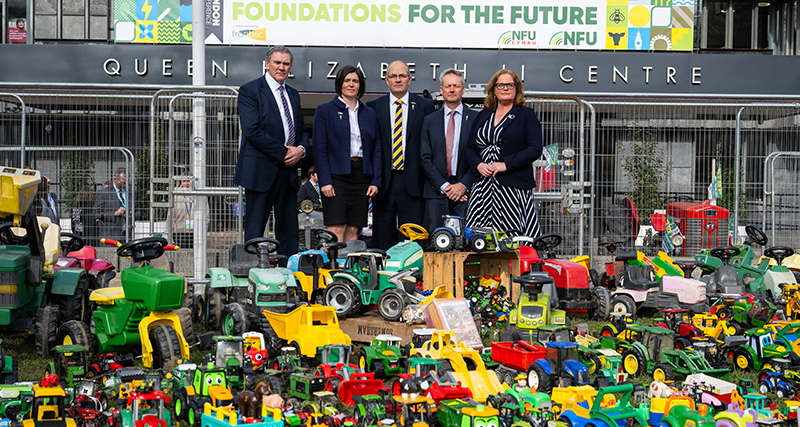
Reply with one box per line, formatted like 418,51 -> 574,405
407,95 -> 419,135
260,77 -> 285,141
377,97 -> 392,146
496,106 -> 521,142
457,109 -> 471,159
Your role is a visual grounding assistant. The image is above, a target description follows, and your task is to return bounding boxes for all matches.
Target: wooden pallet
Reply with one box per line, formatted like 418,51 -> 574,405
422,250 -> 521,300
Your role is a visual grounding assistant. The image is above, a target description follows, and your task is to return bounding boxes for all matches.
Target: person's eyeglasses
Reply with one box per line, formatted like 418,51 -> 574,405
387,74 -> 409,80
442,84 -> 463,90
495,82 -> 516,90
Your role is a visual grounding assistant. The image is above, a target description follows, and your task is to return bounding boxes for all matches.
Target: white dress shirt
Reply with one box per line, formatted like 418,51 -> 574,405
264,73 -> 294,146
339,96 -> 363,158
439,103 -> 464,193
389,92 -> 410,169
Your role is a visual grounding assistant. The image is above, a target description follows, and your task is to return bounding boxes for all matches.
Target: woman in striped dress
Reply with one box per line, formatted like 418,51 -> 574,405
463,69 -> 544,238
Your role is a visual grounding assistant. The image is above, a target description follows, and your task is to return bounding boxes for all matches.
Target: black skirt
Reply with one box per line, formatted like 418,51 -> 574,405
321,158 -> 372,227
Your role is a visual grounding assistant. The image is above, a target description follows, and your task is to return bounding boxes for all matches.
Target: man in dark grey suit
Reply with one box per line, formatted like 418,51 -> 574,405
94,167 -> 139,241
420,69 -> 478,230
366,60 -> 435,250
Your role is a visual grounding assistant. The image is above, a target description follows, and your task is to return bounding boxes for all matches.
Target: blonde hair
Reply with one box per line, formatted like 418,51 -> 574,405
484,69 -> 525,109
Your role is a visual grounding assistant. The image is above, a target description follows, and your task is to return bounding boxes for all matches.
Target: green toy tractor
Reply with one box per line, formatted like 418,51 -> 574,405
0,167 -> 91,357
201,335 -> 256,392
729,327 -> 792,371
44,344 -> 88,388
352,335 -> 404,379
205,237 -> 301,335
322,250 -> 420,320
172,364 -> 233,427
0,339 -> 17,384
55,236 -> 192,370
501,272 -> 568,342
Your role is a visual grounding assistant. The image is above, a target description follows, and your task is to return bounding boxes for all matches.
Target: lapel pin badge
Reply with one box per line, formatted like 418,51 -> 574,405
509,114 -> 515,120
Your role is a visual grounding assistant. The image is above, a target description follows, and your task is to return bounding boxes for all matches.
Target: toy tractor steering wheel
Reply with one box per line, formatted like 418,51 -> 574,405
365,248 -> 388,258
399,223 -> 428,242
116,236 -> 169,263
709,246 -> 741,265
764,246 -> 795,266
532,233 -> 564,253
313,229 -> 338,249
0,222 -> 23,245
60,233 -> 85,254
244,237 -> 280,255
745,225 -> 769,246
600,241 -> 626,255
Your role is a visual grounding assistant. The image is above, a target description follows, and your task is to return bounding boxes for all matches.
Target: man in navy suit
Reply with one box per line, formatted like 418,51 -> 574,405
366,61 -> 435,250
420,69 -> 478,231
234,46 -> 310,259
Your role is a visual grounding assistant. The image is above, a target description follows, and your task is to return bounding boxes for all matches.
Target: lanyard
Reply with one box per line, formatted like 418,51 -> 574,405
114,183 -> 126,209
185,200 -> 193,216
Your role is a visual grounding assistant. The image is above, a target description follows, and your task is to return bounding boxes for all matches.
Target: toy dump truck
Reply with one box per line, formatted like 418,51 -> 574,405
261,305 -> 351,359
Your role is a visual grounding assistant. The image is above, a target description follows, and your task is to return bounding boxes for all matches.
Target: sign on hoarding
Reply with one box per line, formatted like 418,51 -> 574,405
113,0 -> 694,51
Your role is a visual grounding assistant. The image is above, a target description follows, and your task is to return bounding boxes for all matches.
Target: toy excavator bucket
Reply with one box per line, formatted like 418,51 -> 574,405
0,167 -> 40,226
421,286 -> 455,305
337,372 -> 384,406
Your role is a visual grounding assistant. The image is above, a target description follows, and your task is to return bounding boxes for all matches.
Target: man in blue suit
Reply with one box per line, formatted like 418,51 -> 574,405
420,69 -> 478,231
234,46 -> 309,259
366,61 -> 435,250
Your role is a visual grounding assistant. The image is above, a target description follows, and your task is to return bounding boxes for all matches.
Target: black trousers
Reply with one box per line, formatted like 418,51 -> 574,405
244,167 -> 299,261
426,196 -> 468,231
372,170 -> 425,250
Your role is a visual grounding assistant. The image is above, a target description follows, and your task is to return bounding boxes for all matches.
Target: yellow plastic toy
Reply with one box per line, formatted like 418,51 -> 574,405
23,377 -> 77,427
261,305 -> 351,359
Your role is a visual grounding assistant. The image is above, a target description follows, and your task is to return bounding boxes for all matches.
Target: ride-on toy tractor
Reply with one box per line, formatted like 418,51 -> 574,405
45,345 -> 88,388
609,263 -> 709,316
205,238 -> 300,334
502,272 -> 568,342
0,168 -> 91,357
55,236 -> 191,370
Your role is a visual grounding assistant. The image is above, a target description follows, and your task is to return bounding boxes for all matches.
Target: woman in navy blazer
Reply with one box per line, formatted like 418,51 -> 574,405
312,65 -> 381,242
463,69 -> 544,238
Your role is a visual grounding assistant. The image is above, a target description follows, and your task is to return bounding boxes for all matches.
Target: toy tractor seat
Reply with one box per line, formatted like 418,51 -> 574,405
622,265 -> 660,290
90,286 -> 126,305
38,216 -> 62,268
297,253 -> 325,276
707,265 -> 746,294
228,244 -> 259,277
615,250 -> 639,262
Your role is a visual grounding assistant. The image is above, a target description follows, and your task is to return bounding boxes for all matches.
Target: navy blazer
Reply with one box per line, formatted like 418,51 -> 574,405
234,75 -> 310,192
463,105 -> 543,190
419,106 -> 479,199
366,94 -> 435,198
312,97 -> 381,188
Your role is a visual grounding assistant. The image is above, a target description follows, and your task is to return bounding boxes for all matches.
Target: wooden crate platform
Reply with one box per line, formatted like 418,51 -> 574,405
422,250 -> 521,300
338,311 -> 424,345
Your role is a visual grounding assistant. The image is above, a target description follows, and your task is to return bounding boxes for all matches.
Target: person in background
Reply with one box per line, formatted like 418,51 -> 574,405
94,167 -> 140,241
312,65 -> 381,243
420,68 -> 478,231
35,176 -> 57,224
171,179 -> 209,249
71,186 -> 97,246
297,166 -> 323,211
463,69 -> 544,238
366,60 -> 434,249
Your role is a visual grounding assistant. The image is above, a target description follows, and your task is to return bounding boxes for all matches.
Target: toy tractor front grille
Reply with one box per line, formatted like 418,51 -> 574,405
309,377 -> 325,393
257,293 -> 287,303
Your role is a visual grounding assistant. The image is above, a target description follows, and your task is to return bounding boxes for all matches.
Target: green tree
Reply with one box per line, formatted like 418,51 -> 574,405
59,152 -> 95,211
621,129 -> 672,225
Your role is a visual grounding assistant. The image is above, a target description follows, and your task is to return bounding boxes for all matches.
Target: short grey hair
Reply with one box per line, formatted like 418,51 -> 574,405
439,68 -> 465,86
266,46 -> 294,64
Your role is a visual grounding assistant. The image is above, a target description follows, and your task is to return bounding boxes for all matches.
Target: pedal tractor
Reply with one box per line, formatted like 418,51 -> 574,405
205,238 -> 300,335
0,168 -> 91,357
430,215 -> 489,252
501,272 -> 568,342
596,240 -> 696,290
525,234 -> 611,320
55,236 -> 191,370
23,375 -> 76,427
202,335 -> 256,392
609,262 -> 709,317
288,229 -> 348,304
322,250 -> 419,321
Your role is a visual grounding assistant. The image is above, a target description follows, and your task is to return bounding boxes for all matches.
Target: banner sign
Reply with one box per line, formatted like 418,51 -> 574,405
113,0 -> 695,51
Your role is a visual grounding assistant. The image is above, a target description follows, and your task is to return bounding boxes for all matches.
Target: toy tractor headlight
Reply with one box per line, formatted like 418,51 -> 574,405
672,234 -> 684,247
257,283 -> 269,291
279,284 -> 287,291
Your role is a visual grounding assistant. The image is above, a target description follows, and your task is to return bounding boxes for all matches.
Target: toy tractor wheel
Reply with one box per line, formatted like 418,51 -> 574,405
205,287 -> 223,331
652,363 -> 675,382
175,307 -> 197,346
192,293 -> 205,324
53,275 -> 90,324
590,286 -> 611,321
35,305 -> 59,357
263,375 -> 285,396
259,318 -> 283,359
610,294 -> 636,316
585,353 -> 602,375
149,323 -> 182,370
675,337 -> 691,350
526,363 -> 552,394
324,281 -> 357,317
469,235 -> 487,252
221,303 -> 248,336
732,350 -> 753,370
377,289 -> 406,321
2,360 -> 18,384
622,348 -> 646,376
486,394 -> 502,409
431,229 -> 456,252
759,381 -> 771,394
600,326 -> 617,337
56,320 -> 96,359
173,388 -> 189,420
372,361 -> 385,379
354,348 -> 367,372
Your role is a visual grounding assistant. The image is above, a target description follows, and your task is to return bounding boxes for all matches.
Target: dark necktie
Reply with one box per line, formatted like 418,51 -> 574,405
278,86 -> 295,147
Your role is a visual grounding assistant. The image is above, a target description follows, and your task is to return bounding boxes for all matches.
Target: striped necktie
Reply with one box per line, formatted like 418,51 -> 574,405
278,86 -> 295,147
392,100 -> 404,170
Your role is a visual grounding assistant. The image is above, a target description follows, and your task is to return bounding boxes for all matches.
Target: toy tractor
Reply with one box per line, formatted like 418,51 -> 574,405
315,344 -> 359,392
289,229 -> 348,304
757,358 -> 797,398
22,375 -> 77,427
322,250 -> 419,320
431,215 -> 490,252
0,339 -> 17,384
654,308 -> 705,349
610,263 -> 709,317
45,345 -> 88,388
54,236 -> 191,370
0,168 -> 91,357
202,336 -> 256,392
502,272 -> 568,342
353,335 -> 404,379
526,341 -> 590,394
205,238 -> 301,335
0,383 -> 33,422
66,379 -> 108,427
110,383 -> 172,427
728,327 -> 792,371
173,364 -> 234,426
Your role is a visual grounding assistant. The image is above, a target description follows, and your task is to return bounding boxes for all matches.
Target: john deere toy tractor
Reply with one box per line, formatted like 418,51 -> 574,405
201,335 -> 256,392
205,238 -> 300,334
55,236 -> 191,370
0,168 -> 91,357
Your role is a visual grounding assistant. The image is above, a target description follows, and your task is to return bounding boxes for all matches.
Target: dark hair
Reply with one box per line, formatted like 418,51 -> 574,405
16,19 -> 24,25
76,186 -> 96,204
307,166 -> 316,177
266,46 -> 293,64
334,65 -> 366,99
484,69 -> 526,109
115,167 -> 126,178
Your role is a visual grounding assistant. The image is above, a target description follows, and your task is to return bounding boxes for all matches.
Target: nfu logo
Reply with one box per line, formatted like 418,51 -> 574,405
497,30 -> 537,46
550,30 -> 597,46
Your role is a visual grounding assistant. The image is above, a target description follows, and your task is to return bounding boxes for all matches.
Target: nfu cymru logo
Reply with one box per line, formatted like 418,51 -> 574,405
497,30 -> 536,46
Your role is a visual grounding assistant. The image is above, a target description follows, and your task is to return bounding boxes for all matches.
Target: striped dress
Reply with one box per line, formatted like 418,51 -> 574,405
465,111 -> 542,238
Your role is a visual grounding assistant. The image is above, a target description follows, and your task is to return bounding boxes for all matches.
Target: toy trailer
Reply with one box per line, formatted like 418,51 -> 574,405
490,341 -> 546,384
684,374 -> 741,405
